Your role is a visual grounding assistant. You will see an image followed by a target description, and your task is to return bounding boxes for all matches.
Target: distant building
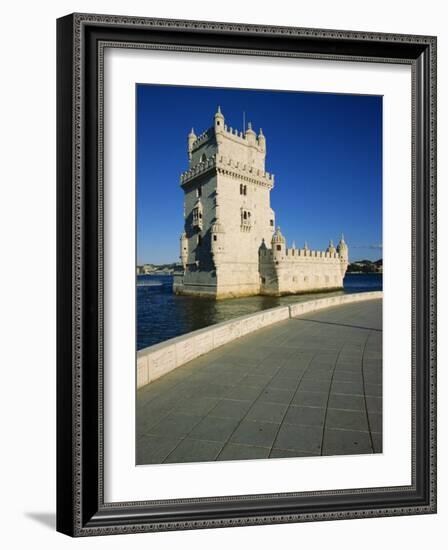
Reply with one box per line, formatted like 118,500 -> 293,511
142,264 -> 155,274
173,107 -> 348,299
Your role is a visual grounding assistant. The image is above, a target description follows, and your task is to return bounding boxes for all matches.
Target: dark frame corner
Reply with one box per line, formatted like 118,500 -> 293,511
57,13 -> 437,537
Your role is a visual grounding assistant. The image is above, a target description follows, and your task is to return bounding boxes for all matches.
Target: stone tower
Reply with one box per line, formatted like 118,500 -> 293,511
173,107 -> 348,299
174,107 -> 275,298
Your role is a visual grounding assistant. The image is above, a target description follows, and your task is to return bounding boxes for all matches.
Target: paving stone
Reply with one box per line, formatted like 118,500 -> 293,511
189,416 -> 240,442
283,405 -> 326,427
136,435 -> 183,464
269,376 -> 300,390
326,408 -> 369,431
136,406 -> 171,434
322,428 -> 372,455
299,379 -> 332,393
302,369 -> 333,382
252,364 -> 283,376
230,420 -> 280,447
223,384 -> 263,401
246,401 -> 288,423
366,396 -> 382,414
217,444 -> 271,461
208,399 -> 253,419
276,366 -> 308,379
164,439 -> 224,463
371,431 -> 383,453
172,396 -> 220,416
240,374 -> 275,387
328,393 -> 365,411
292,391 -> 328,407
269,448 -> 319,459
257,387 -> 295,404
331,380 -> 364,395
364,382 -> 382,397
367,412 -> 383,433
148,413 -> 203,438
273,423 -> 323,454
332,369 -> 363,383
189,383 -> 232,399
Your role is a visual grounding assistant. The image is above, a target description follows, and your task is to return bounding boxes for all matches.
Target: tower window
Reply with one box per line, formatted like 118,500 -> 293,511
213,235 -> 217,241
196,186 -> 202,197
200,154 -> 207,162
270,219 -> 274,226
240,184 -> 247,195
192,206 -> 203,228
197,234 -> 202,246
240,209 -> 252,229
276,245 -> 281,251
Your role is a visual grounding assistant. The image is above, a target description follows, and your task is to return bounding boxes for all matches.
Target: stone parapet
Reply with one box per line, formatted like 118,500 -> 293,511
137,291 -> 382,389
180,154 -> 274,188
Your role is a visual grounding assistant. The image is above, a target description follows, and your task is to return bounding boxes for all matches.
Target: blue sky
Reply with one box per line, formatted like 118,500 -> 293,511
137,84 -> 382,264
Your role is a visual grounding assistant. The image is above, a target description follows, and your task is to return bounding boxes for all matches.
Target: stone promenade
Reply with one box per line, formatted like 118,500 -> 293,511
137,299 -> 382,464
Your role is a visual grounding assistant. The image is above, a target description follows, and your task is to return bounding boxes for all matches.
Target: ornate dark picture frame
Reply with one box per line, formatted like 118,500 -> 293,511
56,13 -> 437,537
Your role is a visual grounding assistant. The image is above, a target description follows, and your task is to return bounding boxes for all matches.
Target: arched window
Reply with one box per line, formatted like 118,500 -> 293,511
200,153 -> 207,163
197,234 -> 202,246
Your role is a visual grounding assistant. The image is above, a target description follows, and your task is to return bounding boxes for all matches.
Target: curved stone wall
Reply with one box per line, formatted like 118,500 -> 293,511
137,291 -> 382,389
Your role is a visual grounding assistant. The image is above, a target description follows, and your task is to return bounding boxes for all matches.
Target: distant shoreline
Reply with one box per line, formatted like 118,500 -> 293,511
348,271 -> 383,275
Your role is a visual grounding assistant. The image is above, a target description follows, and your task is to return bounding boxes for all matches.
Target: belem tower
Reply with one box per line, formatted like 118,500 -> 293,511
173,107 -> 349,299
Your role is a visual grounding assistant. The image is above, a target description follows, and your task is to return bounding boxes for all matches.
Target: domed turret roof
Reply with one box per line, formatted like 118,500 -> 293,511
245,121 -> 256,136
271,226 -> 285,244
327,239 -> 336,254
337,234 -> 348,252
214,106 -> 224,120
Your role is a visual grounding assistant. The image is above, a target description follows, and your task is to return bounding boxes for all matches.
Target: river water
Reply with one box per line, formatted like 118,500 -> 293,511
136,273 -> 382,350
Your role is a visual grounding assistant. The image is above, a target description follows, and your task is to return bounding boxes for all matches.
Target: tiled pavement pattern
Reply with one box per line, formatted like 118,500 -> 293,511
137,299 -> 382,464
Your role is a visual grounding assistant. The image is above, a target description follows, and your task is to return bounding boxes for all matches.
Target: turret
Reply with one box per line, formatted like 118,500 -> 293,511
336,234 -> 349,261
258,127 -> 266,151
214,106 -> 224,133
272,226 -> 286,260
180,232 -> 188,268
210,221 -> 225,262
188,128 -> 196,160
327,239 -> 336,256
245,121 -> 257,146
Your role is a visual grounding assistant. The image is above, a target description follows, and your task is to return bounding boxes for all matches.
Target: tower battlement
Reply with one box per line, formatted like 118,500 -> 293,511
180,154 -> 274,188
174,108 -> 348,299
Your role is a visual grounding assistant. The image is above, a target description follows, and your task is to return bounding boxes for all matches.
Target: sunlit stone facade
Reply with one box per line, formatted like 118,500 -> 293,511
173,108 -> 348,299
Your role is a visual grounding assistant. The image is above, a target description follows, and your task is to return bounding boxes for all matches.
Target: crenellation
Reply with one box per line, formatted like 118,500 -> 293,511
175,107 -> 348,298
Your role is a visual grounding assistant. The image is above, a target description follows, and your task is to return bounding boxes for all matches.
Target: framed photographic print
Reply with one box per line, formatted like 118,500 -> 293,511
57,13 -> 437,536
